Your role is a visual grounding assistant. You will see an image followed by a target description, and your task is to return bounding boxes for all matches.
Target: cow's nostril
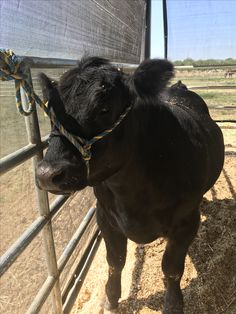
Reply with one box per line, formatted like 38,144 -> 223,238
51,170 -> 65,185
36,162 -> 66,191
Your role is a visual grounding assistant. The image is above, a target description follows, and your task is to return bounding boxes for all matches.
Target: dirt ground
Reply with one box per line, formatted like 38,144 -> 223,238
71,153 -> 236,314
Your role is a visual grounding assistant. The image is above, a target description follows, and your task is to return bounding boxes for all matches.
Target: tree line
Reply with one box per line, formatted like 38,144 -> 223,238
173,58 -> 236,67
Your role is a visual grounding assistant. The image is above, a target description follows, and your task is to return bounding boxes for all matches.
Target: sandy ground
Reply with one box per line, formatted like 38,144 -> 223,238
71,153 -> 236,314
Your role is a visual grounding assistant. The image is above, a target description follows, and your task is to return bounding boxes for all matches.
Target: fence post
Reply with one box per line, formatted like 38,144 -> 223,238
21,70 -> 63,314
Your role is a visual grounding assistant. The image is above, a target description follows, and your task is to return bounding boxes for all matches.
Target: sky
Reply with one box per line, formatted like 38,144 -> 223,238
151,0 -> 236,61
151,0 -> 164,59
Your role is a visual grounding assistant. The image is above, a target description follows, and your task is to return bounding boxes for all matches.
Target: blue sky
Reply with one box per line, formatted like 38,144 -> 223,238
151,0 -> 236,61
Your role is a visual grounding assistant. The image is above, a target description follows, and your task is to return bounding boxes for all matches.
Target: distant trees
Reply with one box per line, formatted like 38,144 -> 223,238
173,58 -> 236,66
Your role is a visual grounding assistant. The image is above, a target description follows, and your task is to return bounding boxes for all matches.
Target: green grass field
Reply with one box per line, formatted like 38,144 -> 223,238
174,68 -> 236,148
174,69 -> 236,108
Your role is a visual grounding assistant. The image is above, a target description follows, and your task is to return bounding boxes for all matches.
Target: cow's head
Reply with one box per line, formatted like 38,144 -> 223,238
36,57 -> 173,194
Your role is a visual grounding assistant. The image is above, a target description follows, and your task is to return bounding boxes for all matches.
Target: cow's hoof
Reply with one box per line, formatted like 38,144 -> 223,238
163,305 -> 184,314
163,288 -> 183,314
100,296 -> 119,312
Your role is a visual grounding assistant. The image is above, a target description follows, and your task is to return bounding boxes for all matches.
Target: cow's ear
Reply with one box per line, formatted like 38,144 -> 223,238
130,59 -> 174,98
38,73 -> 58,101
38,73 -> 79,132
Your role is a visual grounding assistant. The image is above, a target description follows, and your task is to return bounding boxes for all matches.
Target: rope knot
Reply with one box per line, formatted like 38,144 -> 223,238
82,144 -> 92,161
0,49 -> 34,115
0,49 -> 26,81
83,143 -> 92,151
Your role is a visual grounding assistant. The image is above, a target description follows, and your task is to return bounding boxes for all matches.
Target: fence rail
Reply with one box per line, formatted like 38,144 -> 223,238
0,135 -> 49,175
0,195 -> 69,276
25,206 -> 98,314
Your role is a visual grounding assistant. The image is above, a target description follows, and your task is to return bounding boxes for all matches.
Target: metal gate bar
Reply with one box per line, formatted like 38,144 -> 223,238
0,195 -> 68,276
57,206 -> 96,273
26,275 -> 57,314
63,230 -> 102,314
0,135 -> 49,176
22,82 -> 64,314
26,206 -> 98,313
25,230 -> 102,314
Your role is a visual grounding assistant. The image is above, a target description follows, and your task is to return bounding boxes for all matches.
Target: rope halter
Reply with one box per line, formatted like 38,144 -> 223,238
45,100 -> 132,176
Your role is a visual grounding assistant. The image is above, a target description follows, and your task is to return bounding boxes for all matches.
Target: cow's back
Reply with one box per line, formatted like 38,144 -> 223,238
162,81 -> 210,115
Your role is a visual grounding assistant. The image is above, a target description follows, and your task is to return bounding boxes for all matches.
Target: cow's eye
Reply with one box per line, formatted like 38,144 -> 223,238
101,82 -> 110,91
100,106 -> 110,114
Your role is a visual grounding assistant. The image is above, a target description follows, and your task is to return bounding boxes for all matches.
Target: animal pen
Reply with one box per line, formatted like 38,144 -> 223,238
0,1 -> 235,314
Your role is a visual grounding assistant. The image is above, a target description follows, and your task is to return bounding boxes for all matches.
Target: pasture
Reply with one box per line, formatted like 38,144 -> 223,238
0,67 -> 235,313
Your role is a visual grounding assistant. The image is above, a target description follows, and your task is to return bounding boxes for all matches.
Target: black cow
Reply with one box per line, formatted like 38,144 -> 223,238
36,57 -> 224,313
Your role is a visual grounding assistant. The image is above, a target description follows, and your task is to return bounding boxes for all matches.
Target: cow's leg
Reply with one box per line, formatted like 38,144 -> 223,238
103,229 -> 127,310
162,209 -> 200,314
97,211 -> 127,310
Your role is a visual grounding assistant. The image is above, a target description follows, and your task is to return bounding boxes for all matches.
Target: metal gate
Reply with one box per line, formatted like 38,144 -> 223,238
0,60 -> 102,314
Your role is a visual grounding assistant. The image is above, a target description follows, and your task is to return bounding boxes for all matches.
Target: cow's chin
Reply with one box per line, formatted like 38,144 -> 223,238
45,181 -> 88,195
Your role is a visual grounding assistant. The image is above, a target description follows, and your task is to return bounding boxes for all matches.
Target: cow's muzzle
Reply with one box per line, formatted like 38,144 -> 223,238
36,161 -> 87,194
36,161 -> 66,193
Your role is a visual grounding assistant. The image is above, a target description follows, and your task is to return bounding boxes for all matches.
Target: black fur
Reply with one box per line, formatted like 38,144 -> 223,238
131,59 -> 174,98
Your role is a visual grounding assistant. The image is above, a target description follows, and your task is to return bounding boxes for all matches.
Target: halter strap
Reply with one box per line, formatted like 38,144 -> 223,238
44,101 -> 132,176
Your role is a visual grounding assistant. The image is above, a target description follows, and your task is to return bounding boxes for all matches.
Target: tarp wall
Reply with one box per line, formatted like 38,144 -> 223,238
0,0 -> 147,63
